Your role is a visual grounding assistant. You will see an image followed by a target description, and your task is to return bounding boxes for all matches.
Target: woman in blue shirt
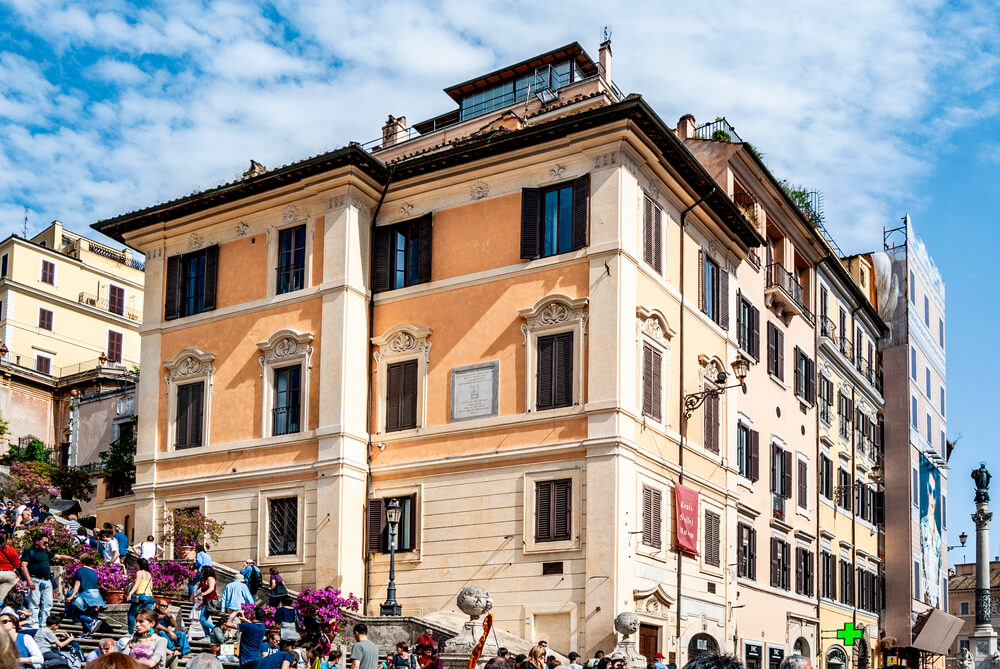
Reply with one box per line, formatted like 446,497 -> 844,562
65,554 -> 105,637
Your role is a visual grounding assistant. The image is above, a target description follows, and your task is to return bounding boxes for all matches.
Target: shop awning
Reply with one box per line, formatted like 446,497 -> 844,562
911,608 -> 964,655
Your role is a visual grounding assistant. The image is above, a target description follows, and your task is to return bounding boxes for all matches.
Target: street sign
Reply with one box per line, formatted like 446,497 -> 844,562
836,622 -> 865,646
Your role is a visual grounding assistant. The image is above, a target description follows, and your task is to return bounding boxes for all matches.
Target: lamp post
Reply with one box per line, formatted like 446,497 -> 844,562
380,498 -> 402,616
682,356 -> 751,420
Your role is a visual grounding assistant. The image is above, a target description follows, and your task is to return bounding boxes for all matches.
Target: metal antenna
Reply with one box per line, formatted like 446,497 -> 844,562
22,207 -> 28,238
602,25 -> 611,42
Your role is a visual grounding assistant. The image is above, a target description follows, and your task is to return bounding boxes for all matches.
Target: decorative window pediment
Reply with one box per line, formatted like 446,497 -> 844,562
520,294 -> 588,413
257,330 -> 314,438
162,348 -> 216,451
372,324 -> 432,433
258,330 -> 315,367
163,348 -> 216,385
372,324 -> 432,363
518,294 -> 589,335
637,306 -> 675,349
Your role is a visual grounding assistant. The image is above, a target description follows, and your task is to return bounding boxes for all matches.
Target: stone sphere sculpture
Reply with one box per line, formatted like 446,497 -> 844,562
614,611 -> 640,640
457,585 -> 494,621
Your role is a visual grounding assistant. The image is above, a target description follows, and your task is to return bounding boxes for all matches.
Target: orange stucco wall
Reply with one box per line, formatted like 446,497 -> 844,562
156,440 -> 318,479
216,236 -> 268,307
431,193 -> 522,280
311,216 -> 325,287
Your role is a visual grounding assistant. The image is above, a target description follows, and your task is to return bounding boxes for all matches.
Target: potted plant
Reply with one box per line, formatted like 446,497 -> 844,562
160,509 -> 225,559
96,563 -> 130,604
149,560 -> 195,603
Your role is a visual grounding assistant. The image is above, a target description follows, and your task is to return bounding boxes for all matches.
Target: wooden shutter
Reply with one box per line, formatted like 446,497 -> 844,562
175,383 -> 189,448
108,285 -> 125,315
650,488 -> 661,547
373,226 -> 393,292
554,478 -> 571,540
749,429 -> 760,482
571,174 -> 589,250
537,335 -> 554,409
820,285 -> 828,321
782,449 -> 793,499
736,525 -> 745,575
202,245 -> 218,311
366,498 -> 386,553
650,348 -> 661,420
750,305 -> 760,360
38,309 -> 52,330
189,383 -> 203,446
386,360 -> 417,432
552,332 -> 574,408
164,254 -> 182,321
770,537 -> 780,587
748,527 -> 757,580
417,214 -> 433,284
795,548 -> 804,594
719,268 -> 729,330
770,443 -> 778,493
806,357 -> 816,404
401,359 -> 418,429
536,481 -> 552,540
797,460 -> 808,508
775,328 -> 784,381
642,487 -> 661,548
794,347 -> 802,397
698,250 -> 705,312
704,510 -> 720,567
643,196 -> 654,267
107,331 -> 123,364
386,362 -> 403,432
520,188 -> 541,259
642,345 -> 653,417
653,205 -> 662,273
704,394 -> 719,454
767,323 -> 776,376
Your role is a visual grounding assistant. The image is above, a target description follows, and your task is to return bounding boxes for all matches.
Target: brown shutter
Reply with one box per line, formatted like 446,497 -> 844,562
736,525 -> 745,575
553,332 -> 574,407
386,361 -> 416,432
704,394 -> 719,454
782,449 -> 793,499
107,331 -> 123,364
767,323 -> 776,375
109,285 -> 125,315
653,205 -> 662,273
795,548 -> 804,594
417,214 -> 433,284
642,345 -> 653,417
770,537 -> 780,587
571,174 -> 589,250
400,359 -> 418,429
175,383 -> 189,448
164,254 -> 182,321
189,383 -> 203,446
520,188 -> 541,259
749,429 -> 760,482
775,329 -> 784,381
770,443 -> 778,493
650,348 -> 662,420
373,226 -> 393,292
537,335 -> 554,409
643,196 -> 654,267
794,347 -> 802,397
698,250 -> 705,312
535,481 -> 552,540
367,498 -> 386,553
748,527 -> 757,580
807,357 -> 816,404
820,285 -> 828,321
642,487 -> 653,546
554,478 -> 572,540
202,245 -> 218,311
651,489 -> 661,548
751,305 -> 760,361
798,460 -> 808,508
719,268 -> 730,330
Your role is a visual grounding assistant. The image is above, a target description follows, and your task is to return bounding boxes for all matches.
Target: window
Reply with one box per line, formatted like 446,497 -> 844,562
767,322 -> 784,380
367,495 -> 418,553
911,395 -> 918,428
38,308 -> 53,331
175,381 -> 205,449
797,460 -> 808,509
796,547 -> 814,596
912,467 -> 919,506
537,332 -> 574,410
909,270 -> 915,303
642,344 -> 662,421
273,365 -> 301,436
926,413 -> 932,444
910,346 -> 917,380
818,376 -> 833,423
267,497 -> 298,556
770,538 -> 790,590
736,421 -> 759,481
1,253 -> 7,277
939,317 -> 945,347
924,295 -> 930,326
703,392 -> 720,454
737,523 -> 756,580
840,558 -> 855,605
40,260 -> 55,285
736,294 -> 760,360
108,285 -> 125,316
941,431 -> 947,457
107,331 -> 123,364
821,550 -> 836,599
385,360 -> 418,432
35,354 -> 52,375
277,225 -> 307,294
771,444 -> 792,500
520,176 -> 589,260
838,392 -> 853,440
699,252 -> 729,328
643,195 -> 663,273
704,510 -> 721,567
374,215 -> 432,292
704,255 -> 720,323
940,387 -> 945,416
535,479 -> 572,542
961,601 -> 970,616
925,367 -> 931,398
793,348 -> 815,403
641,486 -> 662,548
164,246 -> 218,319
820,455 -> 833,500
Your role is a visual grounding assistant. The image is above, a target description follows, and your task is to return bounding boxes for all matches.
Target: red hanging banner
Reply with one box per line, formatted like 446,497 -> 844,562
674,483 -> 700,554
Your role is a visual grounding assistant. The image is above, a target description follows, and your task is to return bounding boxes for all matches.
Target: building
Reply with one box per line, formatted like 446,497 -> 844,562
94,41 -> 782,659
873,217 -> 959,667
0,220 -> 142,464
947,561 -> 1000,663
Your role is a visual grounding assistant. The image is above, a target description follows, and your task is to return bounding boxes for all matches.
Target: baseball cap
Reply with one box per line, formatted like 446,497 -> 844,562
654,654 -> 665,660
569,653 -> 580,660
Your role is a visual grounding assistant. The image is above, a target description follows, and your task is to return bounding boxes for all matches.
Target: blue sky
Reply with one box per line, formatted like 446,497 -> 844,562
1,1 -> 997,560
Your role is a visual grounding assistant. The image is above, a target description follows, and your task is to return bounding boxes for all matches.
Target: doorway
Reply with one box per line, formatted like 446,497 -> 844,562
640,625 -> 659,664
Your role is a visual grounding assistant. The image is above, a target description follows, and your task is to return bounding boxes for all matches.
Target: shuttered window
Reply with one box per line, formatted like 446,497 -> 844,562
821,551 -> 836,599
797,460 -> 808,509
35,355 -> 51,375
737,523 -> 756,580
793,348 -> 816,403
736,293 -> 760,360
770,538 -> 790,590
736,422 -> 760,481
535,479 -> 572,542
703,510 -> 721,567
267,497 -> 298,556
703,392 -> 720,454
770,445 -> 793,498
819,454 -> 834,500
175,381 -> 204,449
537,332 -> 573,410
373,215 -> 432,293
795,547 -> 814,596
164,246 -> 218,320
642,195 -> 662,273
642,344 -> 662,421
702,254 -> 729,329
38,308 -> 53,331
107,331 -> 123,364
40,260 -> 55,285
767,322 -> 784,380
366,495 -> 418,553
521,176 -> 589,260
108,285 -> 125,315
641,486 -> 662,548
385,360 -> 418,432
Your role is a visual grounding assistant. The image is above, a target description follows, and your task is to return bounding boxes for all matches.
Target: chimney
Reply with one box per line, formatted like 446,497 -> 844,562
382,115 -> 408,147
599,39 -> 612,83
676,114 -> 697,140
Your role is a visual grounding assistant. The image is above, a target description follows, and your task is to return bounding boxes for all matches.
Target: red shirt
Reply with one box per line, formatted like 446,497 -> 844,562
0,546 -> 20,571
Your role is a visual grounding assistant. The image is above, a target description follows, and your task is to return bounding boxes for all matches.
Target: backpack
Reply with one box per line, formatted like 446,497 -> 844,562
246,566 -> 262,595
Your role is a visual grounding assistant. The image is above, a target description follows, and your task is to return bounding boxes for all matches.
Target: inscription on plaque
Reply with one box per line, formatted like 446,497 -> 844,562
450,361 -> 499,421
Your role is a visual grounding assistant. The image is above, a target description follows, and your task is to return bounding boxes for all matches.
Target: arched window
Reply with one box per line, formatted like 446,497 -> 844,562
793,639 -> 810,658
827,646 -> 848,669
688,634 -> 719,660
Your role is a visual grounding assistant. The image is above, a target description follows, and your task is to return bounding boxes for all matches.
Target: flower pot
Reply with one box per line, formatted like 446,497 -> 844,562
105,590 -> 125,605
179,546 -> 197,560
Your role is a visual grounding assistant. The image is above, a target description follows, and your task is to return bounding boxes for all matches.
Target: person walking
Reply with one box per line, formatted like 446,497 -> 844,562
196,567 -> 218,637
240,560 -> 262,601
126,559 -> 156,634
138,537 -> 162,561
64,553 -> 105,637
113,525 -> 130,559
101,532 -> 121,565
267,568 -> 287,606
188,545 -> 213,598
220,574 -> 254,614
19,534 -> 65,627
0,538 -> 20,603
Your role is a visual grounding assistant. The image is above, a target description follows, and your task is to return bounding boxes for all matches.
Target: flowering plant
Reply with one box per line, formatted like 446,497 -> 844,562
96,563 -> 130,591
0,462 -> 60,500
295,587 -> 361,638
16,520 -> 92,558
160,509 -> 225,548
241,603 -> 277,626
149,560 -> 196,596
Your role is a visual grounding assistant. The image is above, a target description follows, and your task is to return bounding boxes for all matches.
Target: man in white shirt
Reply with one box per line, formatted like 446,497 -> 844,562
85,639 -> 115,664
567,653 -> 583,669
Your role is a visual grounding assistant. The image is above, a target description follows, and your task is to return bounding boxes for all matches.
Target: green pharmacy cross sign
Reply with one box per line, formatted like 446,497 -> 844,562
836,622 -> 865,646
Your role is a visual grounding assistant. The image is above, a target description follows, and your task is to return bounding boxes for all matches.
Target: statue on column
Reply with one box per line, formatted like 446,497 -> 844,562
974,464 -> 992,504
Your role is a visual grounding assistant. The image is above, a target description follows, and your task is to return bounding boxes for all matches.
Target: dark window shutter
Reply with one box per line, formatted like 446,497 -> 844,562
418,214 -> 433,284
642,345 -> 653,417
554,478 -> 572,540
770,443 -> 778,494
107,331 -> 123,364
520,188 -> 541,259
782,449 -> 793,498
736,525 -> 745,575
386,363 -> 403,432
795,548 -> 804,594
373,226 -> 393,292
749,429 -> 760,482
719,268 -> 730,330
552,332 -> 574,408
642,487 -> 653,546
536,481 -> 552,540
109,285 -> 125,315
704,394 -> 719,454
385,360 -> 418,432
698,250 -> 705,312
751,306 -> 760,361
571,174 -> 590,250
537,335 -> 554,409
653,205 -> 662,273
651,489 -> 661,548
767,323 -> 776,376
401,359 -> 418,429
643,196 -> 654,267
775,329 -> 784,381
794,347 -> 802,396
176,383 -> 189,448
798,460 -> 808,508
650,348 -> 661,421
189,383 -> 203,446
770,537 -> 779,587
748,527 -> 757,580
164,255 -> 182,321
202,245 -> 218,311
367,498 -> 386,553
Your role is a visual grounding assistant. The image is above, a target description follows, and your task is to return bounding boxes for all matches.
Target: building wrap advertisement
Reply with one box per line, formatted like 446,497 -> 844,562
919,454 -> 943,607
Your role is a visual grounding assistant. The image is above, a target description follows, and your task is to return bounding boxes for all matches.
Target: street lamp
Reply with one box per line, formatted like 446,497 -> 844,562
683,356 -> 752,420
948,531 -> 968,550
379,498 -> 402,616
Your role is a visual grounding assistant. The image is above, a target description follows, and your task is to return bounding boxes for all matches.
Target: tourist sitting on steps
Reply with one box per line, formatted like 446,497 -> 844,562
153,600 -> 189,659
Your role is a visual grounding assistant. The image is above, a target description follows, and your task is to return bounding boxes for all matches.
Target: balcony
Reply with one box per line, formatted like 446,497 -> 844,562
765,262 -> 813,324
78,292 -> 142,322
819,317 -> 837,341
0,352 -> 137,381
838,336 -> 854,364
820,399 -> 832,424
694,117 -> 744,143
85,240 -> 145,271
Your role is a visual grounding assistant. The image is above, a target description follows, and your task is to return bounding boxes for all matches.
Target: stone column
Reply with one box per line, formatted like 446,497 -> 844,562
969,465 -> 997,667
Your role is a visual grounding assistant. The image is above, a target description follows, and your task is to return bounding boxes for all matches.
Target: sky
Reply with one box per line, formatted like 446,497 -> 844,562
1,1 -> 998,560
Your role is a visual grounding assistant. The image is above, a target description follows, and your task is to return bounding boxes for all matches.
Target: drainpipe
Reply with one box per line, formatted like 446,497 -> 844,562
850,303 -> 862,647
364,164 -> 395,613
675,187 -> 716,647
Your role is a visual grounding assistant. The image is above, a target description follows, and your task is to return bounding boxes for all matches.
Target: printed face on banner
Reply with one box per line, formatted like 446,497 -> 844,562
919,455 -> 942,607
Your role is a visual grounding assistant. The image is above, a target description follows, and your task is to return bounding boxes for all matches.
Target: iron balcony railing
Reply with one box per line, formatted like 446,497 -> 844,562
766,263 -> 812,319
772,493 -> 787,521
78,292 -> 142,321
276,265 -> 305,295
747,248 -> 761,269
86,241 -> 145,270
820,317 -> 837,340
695,117 -> 743,143
58,357 -> 138,377
272,405 -> 301,436
838,336 -> 854,363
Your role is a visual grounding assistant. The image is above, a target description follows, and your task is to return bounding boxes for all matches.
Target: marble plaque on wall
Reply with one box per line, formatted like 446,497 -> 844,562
450,361 -> 499,421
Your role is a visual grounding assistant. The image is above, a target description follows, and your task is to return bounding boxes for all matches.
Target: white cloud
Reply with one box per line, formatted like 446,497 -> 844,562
88,58 -> 149,85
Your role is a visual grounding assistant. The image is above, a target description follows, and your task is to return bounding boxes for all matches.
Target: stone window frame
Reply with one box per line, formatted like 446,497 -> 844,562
266,214 -> 315,298
697,354 -> 727,459
372,323 -> 432,435
257,329 -> 314,439
159,495 -> 208,557
370,482 -> 424,564
636,306 -> 675,426
635,473 -> 669,562
523,467 -> 583,555
257,484 -> 307,566
519,294 -> 588,413
163,348 -> 216,451
699,496 -> 725,577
